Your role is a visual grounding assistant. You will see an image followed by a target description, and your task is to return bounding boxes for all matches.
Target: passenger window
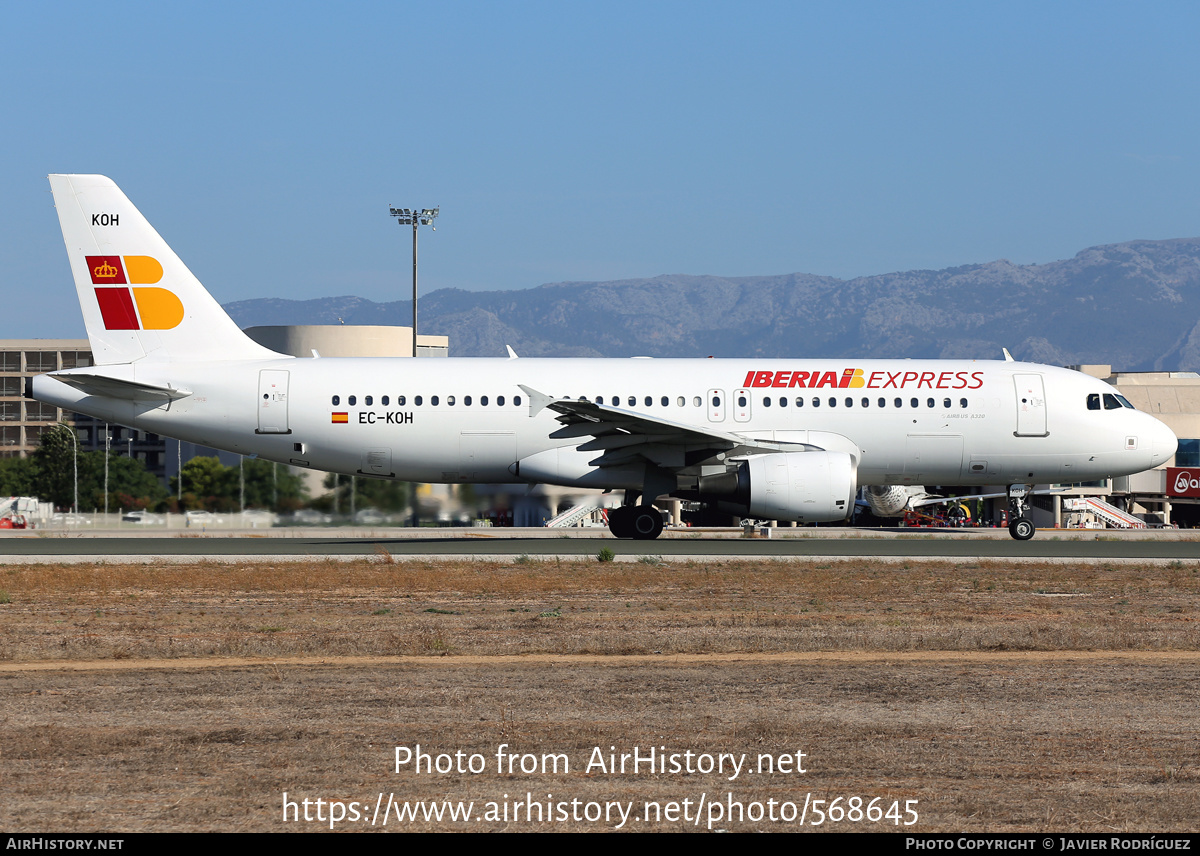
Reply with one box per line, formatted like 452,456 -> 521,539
331,395 -> 340,406
845,397 -> 852,407
878,398 -> 885,408
795,397 -> 804,408
595,396 -> 603,404
431,396 -> 439,406
398,395 -> 406,406
497,396 -> 505,406
862,398 -> 869,408
382,396 -> 389,406
514,395 -> 522,406
481,396 -> 488,406
645,396 -> 653,407
349,395 -> 357,406
677,396 -> 685,407
1087,394 -> 1100,410
693,397 -> 701,407
629,396 -> 637,407
464,396 -> 472,406
365,395 -> 373,406
910,398 -> 918,408
779,397 -> 787,407
943,398 -> 950,408
812,397 -> 820,408
763,397 -> 771,407
894,398 -> 902,408
415,395 -> 423,406
712,395 -> 721,407
829,397 -> 837,407
959,398 -> 967,408
661,396 -> 669,407
448,396 -> 456,406
738,395 -> 747,407
613,397 -> 620,406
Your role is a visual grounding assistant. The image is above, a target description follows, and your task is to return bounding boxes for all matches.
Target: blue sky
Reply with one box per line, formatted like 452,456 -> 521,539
4,1 -> 1200,337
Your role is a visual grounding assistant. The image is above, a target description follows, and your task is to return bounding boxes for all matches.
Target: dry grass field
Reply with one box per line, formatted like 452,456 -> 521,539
1,555 -> 1198,832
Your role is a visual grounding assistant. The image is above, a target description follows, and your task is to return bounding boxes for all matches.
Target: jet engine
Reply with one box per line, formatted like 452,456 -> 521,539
688,451 -> 857,522
864,484 -> 912,517
864,485 -> 934,517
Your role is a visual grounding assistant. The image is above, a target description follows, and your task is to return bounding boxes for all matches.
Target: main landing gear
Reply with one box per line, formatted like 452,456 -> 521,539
1006,483 -> 1035,541
607,503 -> 664,540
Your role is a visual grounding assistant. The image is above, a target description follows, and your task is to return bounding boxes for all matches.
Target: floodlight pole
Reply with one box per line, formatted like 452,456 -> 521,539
388,205 -> 439,357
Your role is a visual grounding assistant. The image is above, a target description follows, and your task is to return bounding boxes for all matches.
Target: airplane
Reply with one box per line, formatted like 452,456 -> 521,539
31,175 -> 1178,541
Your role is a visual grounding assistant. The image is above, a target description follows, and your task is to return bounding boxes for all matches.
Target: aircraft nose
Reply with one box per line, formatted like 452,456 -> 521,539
1149,418 -> 1178,467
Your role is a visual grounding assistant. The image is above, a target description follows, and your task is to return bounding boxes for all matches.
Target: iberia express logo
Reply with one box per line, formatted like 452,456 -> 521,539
85,256 -> 183,330
742,368 -> 866,389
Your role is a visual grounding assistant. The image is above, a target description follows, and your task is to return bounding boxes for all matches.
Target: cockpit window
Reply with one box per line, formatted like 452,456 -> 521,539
1087,394 -> 1100,411
1115,394 -> 1135,409
1103,393 -> 1122,410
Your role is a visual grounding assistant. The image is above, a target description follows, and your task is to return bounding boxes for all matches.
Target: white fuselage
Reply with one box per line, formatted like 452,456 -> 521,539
32,356 -> 1177,491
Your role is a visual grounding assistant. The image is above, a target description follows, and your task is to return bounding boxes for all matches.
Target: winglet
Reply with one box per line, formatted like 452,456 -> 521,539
1002,348 -> 1014,362
506,345 -> 519,359
518,384 -> 554,416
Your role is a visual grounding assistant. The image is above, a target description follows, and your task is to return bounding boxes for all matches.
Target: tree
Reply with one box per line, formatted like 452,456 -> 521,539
26,424 -> 166,511
99,454 -> 167,512
0,456 -> 37,498
319,473 -> 409,515
32,424 -> 82,510
172,456 -> 306,512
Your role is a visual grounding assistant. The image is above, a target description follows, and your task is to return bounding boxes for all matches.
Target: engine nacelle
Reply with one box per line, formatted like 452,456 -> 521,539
865,484 -> 912,517
695,451 -> 857,522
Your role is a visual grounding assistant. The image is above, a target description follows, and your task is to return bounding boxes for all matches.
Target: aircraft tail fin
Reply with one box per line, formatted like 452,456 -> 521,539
48,174 -> 282,366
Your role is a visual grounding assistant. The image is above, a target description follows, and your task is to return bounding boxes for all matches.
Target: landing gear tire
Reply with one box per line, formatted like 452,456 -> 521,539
608,506 -> 635,539
630,505 -> 664,540
1009,517 -> 1036,541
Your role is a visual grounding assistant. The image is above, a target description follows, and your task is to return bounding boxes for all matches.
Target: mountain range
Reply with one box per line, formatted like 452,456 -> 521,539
224,237 -> 1200,370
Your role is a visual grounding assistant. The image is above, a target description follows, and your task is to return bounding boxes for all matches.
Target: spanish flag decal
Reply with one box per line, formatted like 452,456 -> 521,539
332,412 -> 348,424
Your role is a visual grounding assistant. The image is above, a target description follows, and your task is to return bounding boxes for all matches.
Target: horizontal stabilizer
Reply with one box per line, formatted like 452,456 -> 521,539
48,371 -> 191,401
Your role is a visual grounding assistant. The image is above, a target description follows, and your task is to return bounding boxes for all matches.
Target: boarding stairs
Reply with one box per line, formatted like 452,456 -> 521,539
546,501 -> 605,529
1063,497 -> 1146,530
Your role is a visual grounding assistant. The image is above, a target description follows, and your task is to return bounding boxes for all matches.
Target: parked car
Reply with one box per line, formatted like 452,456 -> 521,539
239,509 -> 277,528
290,509 -> 333,525
353,508 -> 386,525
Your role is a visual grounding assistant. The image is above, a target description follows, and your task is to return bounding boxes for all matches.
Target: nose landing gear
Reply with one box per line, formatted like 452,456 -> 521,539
1007,484 -> 1035,540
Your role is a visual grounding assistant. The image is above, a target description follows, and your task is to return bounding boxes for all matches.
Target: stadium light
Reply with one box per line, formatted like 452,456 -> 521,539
389,204 -> 440,357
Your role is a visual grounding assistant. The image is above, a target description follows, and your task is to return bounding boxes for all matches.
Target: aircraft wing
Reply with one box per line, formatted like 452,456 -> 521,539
906,488 -> 1067,508
520,385 -> 818,470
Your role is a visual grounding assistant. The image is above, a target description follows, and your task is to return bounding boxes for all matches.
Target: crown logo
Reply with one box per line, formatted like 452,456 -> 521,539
93,260 -> 120,279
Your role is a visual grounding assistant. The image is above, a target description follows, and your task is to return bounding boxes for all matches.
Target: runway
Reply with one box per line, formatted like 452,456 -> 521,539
3,530 -> 1200,562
